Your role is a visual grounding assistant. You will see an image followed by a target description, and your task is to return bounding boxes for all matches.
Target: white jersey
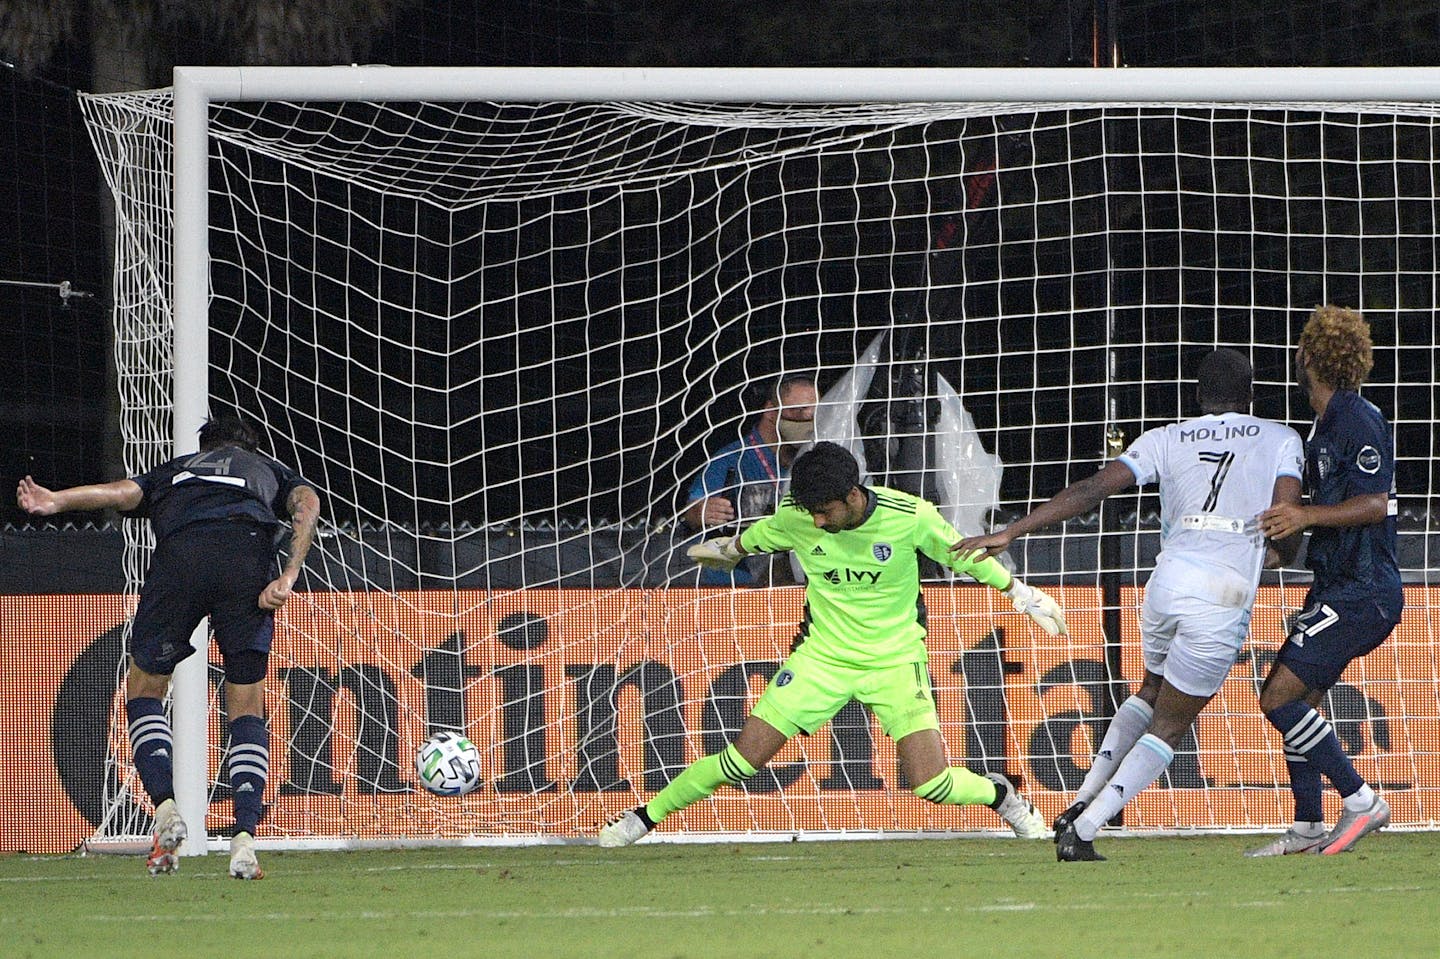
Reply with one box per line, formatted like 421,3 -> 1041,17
1119,412 -> 1303,608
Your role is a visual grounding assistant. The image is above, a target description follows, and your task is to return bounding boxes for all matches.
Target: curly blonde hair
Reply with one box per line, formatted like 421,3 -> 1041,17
1299,305 -> 1373,391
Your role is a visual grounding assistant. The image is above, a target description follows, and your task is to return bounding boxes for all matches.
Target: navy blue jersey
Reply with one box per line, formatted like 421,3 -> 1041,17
129,446 -> 310,541
1303,390 -> 1401,607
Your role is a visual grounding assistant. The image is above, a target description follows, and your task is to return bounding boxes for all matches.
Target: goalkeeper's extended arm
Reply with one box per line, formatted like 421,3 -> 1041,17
686,534 -> 748,571
1001,577 -> 1069,637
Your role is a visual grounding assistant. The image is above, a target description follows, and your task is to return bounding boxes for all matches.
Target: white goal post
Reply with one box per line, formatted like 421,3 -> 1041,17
75,66 -> 1440,855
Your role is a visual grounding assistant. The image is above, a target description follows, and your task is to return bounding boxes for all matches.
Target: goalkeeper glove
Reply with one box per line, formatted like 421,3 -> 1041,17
686,535 -> 745,572
1003,577 -> 1069,636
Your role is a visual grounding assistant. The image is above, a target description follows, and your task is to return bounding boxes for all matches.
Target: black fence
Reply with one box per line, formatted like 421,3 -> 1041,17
6,512 -> 1437,596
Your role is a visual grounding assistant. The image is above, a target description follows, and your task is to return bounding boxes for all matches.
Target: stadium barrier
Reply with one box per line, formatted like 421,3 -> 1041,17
3,585 -> 1435,853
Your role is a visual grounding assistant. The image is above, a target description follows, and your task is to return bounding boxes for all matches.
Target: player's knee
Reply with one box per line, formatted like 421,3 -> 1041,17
1263,698 -> 1310,733
1145,720 -> 1187,749
1135,671 -> 1164,705
1259,685 -> 1302,715
225,650 -> 270,686
126,660 -> 171,699
1259,662 -> 1314,714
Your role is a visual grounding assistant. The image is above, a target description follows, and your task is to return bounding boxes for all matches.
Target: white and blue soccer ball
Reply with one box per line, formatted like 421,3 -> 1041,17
415,730 -> 481,796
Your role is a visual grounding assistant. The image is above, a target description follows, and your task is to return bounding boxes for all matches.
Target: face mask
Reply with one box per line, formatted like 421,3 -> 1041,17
777,417 -> 815,445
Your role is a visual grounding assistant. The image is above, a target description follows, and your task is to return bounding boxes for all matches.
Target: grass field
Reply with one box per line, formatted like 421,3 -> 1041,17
4,832 -> 1438,959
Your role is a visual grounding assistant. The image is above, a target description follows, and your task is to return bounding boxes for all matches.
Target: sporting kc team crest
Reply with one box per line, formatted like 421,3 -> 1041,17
872,543 -> 892,562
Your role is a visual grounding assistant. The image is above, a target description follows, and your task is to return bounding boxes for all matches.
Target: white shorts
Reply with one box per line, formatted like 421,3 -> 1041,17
1140,577 -> 1253,697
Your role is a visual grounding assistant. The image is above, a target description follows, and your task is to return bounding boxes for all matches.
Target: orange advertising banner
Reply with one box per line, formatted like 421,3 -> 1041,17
3,586 -> 1438,853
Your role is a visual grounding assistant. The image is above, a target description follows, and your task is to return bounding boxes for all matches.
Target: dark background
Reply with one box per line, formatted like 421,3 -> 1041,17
4,1 -> 1440,532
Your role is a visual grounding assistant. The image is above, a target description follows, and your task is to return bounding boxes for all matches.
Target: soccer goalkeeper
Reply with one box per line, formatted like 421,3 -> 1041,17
599,441 -> 1063,846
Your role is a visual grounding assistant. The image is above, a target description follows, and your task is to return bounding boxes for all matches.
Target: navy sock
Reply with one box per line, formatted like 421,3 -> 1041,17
1267,700 -> 1363,799
125,697 -> 174,805
227,715 -> 269,835
1284,751 -> 1325,823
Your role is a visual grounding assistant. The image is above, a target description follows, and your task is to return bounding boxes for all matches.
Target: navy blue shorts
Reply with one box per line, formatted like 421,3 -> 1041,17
1276,596 -> 1401,692
130,520 -> 276,683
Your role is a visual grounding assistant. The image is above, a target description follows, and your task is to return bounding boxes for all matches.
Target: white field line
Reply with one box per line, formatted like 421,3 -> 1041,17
0,887 -> 1428,924
0,853 -> 819,883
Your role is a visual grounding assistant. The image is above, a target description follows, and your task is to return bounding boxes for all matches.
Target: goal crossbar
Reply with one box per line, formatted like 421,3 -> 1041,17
173,65 -> 1440,104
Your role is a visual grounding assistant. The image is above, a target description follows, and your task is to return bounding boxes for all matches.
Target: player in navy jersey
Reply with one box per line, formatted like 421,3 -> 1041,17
17,417 -> 320,878
956,349 -> 1304,861
1249,305 -> 1401,856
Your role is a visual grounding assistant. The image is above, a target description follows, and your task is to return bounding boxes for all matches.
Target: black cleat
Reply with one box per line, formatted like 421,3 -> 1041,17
1056,823 -> 1106,862
1052,800 -> 1088,843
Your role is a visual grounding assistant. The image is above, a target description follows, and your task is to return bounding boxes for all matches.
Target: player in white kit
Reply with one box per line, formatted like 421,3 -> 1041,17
954,349 -> 1304,861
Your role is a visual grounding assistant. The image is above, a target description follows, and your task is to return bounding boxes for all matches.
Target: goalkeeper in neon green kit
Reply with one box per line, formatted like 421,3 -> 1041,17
599,441 -> 1064,846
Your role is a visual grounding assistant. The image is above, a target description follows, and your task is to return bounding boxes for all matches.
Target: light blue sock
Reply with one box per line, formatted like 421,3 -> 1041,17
1074,733 -> 1174,841
1076,695 -> 1153,804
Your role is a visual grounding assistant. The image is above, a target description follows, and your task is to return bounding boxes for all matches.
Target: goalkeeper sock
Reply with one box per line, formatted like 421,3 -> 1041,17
644,744 -> 756,824
1075,695 -> 1153,805
914,767 -> 1001,806
226,714 -> 269,835
125,697 -> 175,805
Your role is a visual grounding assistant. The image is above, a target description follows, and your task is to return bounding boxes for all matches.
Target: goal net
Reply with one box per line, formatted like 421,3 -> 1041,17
77,69 -> 1440,848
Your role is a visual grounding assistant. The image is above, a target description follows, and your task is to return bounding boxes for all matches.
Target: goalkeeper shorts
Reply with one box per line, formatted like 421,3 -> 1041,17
750,652 -> 939,742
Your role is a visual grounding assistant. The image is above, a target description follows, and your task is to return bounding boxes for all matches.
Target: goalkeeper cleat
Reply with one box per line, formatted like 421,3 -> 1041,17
598,807 -> 654,848
146,798 -> 187,876
1242,827 -> 1326,858
986,773 -> 1049,839
1319,794 -> 1389,856
229,831 -> 264,880
1052,800 -> 1088,843
1056,823 -> 1106,862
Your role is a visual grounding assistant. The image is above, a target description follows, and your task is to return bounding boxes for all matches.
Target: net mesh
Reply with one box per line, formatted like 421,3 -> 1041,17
77,87 -> 1440,843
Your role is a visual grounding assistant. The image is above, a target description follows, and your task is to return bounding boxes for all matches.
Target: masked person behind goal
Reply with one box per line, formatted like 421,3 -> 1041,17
681,373 -> 818,586
600,441 -> 1064,846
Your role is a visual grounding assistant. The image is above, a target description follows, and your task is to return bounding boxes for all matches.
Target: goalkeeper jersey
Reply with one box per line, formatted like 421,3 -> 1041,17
739,485 -> 1011,668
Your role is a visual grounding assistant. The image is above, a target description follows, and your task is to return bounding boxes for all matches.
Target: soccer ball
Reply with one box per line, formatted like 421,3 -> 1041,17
414,730 -> 481,796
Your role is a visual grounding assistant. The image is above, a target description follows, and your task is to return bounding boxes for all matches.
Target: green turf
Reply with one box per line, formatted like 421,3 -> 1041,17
3,832 -> 1437,959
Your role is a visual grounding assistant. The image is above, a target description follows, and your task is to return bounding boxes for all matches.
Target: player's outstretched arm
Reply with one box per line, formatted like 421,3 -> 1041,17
933,522 -> 1067,636
17,475 -> 142,516
952,460 -> 1135,561
260,484 -> 321,611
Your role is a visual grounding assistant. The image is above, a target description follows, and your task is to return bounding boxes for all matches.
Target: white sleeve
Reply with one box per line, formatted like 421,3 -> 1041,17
1116,426 -> 1164,487
1277,429 -> 1304,480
